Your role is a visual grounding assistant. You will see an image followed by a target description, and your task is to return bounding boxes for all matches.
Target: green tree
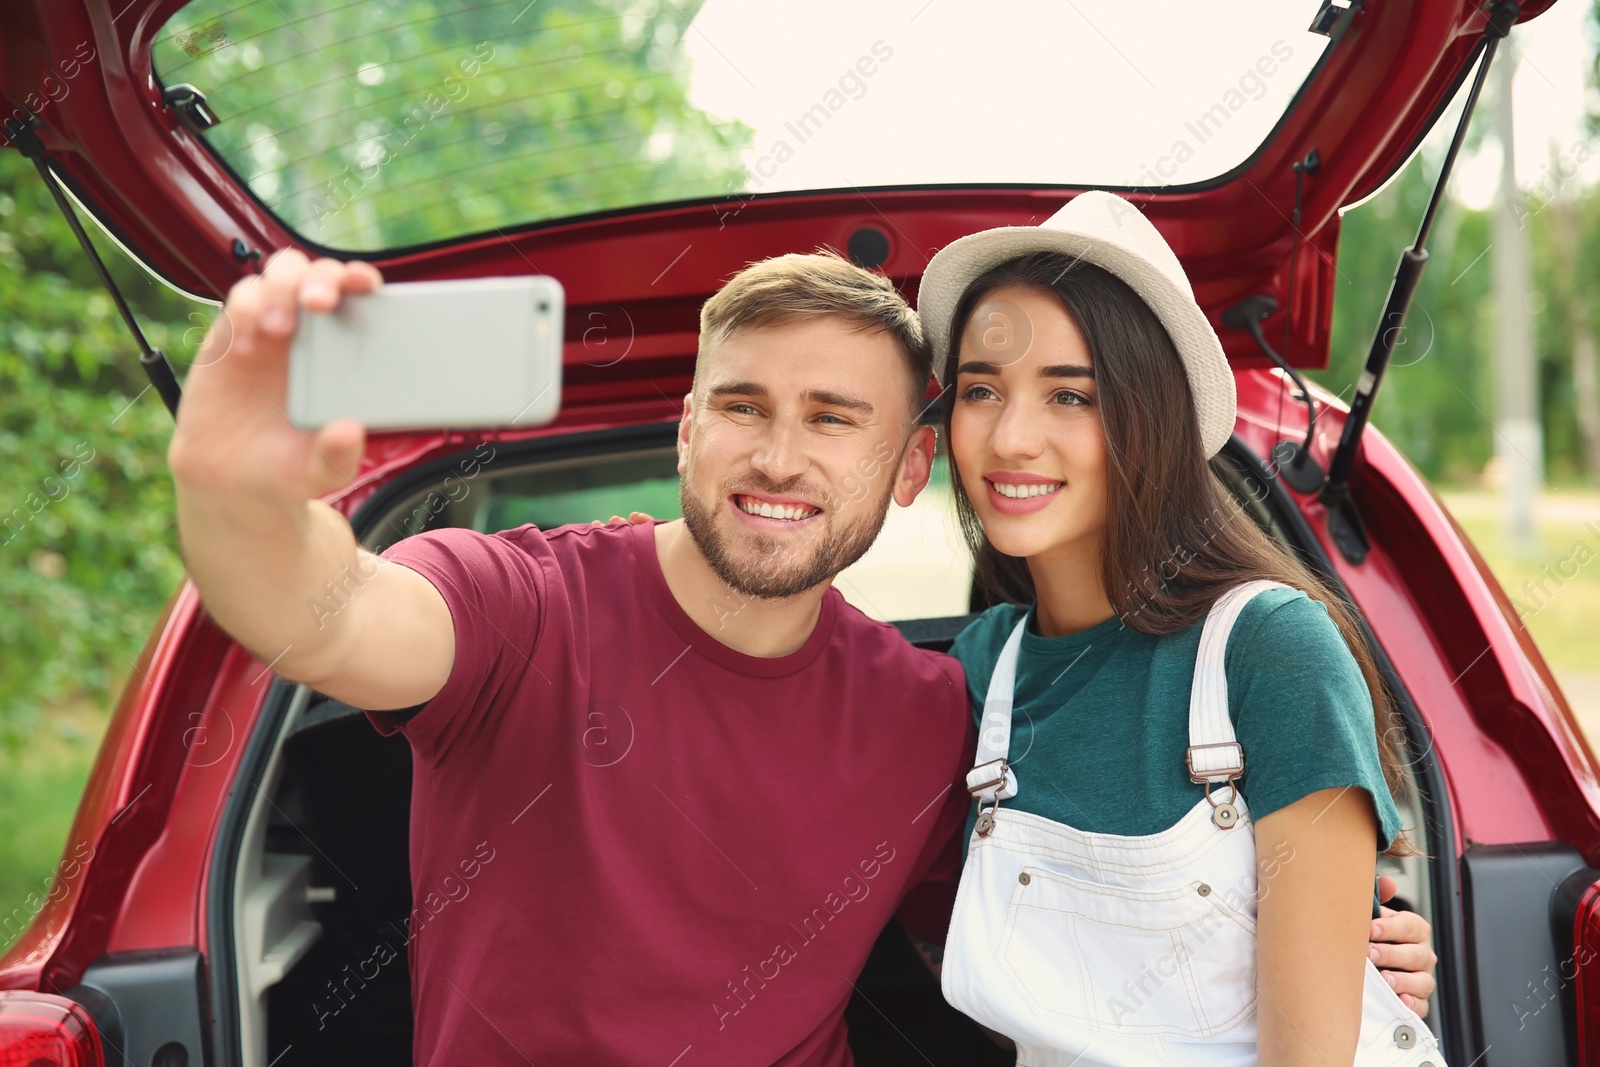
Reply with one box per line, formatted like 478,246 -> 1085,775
1320,39 -> 1600,490
0,149 -> 192,747
1317,158 -> 1494,483
1318,161 -> 1600,485
152,0 -> 752,251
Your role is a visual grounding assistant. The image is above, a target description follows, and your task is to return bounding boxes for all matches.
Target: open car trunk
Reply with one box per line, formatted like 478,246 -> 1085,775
9,4 -> 1600,1066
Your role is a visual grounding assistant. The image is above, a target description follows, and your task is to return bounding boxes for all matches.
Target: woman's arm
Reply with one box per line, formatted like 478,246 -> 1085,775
1254,786 -> 1381,1065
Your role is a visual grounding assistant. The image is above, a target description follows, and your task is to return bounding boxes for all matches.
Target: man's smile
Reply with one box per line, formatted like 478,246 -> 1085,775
731,492 -> 824,524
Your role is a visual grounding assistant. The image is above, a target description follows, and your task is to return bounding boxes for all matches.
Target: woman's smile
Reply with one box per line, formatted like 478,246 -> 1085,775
985,472 -> 1065,514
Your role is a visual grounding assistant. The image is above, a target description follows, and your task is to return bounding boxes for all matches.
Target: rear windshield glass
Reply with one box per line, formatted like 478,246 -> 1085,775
151,0 -> 1330,252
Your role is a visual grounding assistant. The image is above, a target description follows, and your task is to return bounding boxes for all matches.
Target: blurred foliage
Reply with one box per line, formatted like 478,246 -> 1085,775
1317,119 -> 1600,486
1444,498 -> 1600,674
0,149 -> 192,749
1318,159 -> 1497,483
0,701 -> 102,954
151,0 -> 752,251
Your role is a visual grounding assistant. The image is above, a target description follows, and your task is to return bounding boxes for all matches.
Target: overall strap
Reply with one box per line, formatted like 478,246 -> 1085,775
968,615 -> 1028,803
1185,579 -> 1291,784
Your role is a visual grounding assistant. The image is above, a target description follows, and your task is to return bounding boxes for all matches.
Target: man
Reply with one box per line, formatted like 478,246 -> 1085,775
168,248 -> 1436,1065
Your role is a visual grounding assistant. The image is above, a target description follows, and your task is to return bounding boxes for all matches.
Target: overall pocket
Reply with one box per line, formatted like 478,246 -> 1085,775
998,864 -> 1258,1039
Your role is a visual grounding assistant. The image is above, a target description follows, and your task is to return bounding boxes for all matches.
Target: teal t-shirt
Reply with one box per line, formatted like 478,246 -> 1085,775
949,586 -> 1404,852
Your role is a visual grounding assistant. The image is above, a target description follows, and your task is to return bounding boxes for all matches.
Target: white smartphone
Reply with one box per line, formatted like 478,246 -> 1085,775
286,276 -> 564,430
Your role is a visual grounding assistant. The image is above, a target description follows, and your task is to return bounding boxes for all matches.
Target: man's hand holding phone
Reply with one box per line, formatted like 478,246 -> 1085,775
167,250 -> 458,713
173,250 -> 382,504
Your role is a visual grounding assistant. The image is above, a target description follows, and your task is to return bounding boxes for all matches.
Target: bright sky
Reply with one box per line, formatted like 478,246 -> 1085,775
684,0 -> 1330,192
1450,0 -> 1597,210
682,0 -> 1597,210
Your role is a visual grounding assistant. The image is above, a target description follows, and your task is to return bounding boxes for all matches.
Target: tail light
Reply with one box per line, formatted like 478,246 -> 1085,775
0,992 -> 104,1067
1571,879 -> 1600,1064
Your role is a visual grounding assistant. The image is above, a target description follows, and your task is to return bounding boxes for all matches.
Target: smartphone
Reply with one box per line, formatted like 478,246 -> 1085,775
286,276 -> 564,430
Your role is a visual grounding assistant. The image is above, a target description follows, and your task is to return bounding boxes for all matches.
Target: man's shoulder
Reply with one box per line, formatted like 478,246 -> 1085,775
435,518 -> 636,565
824,592 -> 967,696
386,521 -> 549,554
382,522 -> 543,573
380,521 -> 637,599
537,518 -> 642,555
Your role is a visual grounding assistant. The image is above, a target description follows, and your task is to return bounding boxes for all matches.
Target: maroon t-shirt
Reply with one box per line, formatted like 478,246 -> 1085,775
371,520 -> 974,1066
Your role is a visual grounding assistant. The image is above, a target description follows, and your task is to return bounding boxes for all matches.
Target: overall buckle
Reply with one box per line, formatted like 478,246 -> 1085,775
1186,742 -> 1245,829
1185,741 -> 1244,783
966,758 -> 1010,798
967,759 -> 1010,837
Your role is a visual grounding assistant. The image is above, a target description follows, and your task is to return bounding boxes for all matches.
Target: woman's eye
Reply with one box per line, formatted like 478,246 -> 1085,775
959,384 -> 997,402
1052,390 -> 1091,408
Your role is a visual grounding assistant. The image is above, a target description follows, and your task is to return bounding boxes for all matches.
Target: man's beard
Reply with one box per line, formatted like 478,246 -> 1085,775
680,473 -> 895,600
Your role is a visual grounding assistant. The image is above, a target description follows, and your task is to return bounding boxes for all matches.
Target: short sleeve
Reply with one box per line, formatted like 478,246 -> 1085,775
1227,589 -> 1404,850
366,525 -> 548,764
894,646 -> 978,947
894,756 -> 973,947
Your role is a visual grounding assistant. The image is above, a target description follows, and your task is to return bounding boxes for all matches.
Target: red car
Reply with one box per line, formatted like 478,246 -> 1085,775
2,0 -> 1597,1064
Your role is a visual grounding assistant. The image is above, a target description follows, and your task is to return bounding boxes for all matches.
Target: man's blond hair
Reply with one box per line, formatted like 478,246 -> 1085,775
695,250 -> 932,421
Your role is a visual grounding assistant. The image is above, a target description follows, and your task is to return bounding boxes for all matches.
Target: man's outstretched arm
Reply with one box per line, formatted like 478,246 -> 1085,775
169,249 -> 455,711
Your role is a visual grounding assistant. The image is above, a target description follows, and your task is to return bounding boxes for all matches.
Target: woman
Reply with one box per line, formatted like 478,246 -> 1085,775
918,191 -> 1444,1066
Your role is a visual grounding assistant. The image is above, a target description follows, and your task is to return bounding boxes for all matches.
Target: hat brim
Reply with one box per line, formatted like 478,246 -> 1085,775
918,226 -> 1237,458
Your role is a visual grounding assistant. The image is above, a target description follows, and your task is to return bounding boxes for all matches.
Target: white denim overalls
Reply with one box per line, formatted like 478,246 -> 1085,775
941,581 -> 1446,1067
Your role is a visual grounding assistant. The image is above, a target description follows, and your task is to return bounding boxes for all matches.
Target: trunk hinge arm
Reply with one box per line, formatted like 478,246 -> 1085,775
4,114 -> 183,420
1318,0 -> 1519,564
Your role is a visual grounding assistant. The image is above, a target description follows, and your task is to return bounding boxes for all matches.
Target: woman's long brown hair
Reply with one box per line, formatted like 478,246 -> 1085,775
939,252 -> 1415,855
